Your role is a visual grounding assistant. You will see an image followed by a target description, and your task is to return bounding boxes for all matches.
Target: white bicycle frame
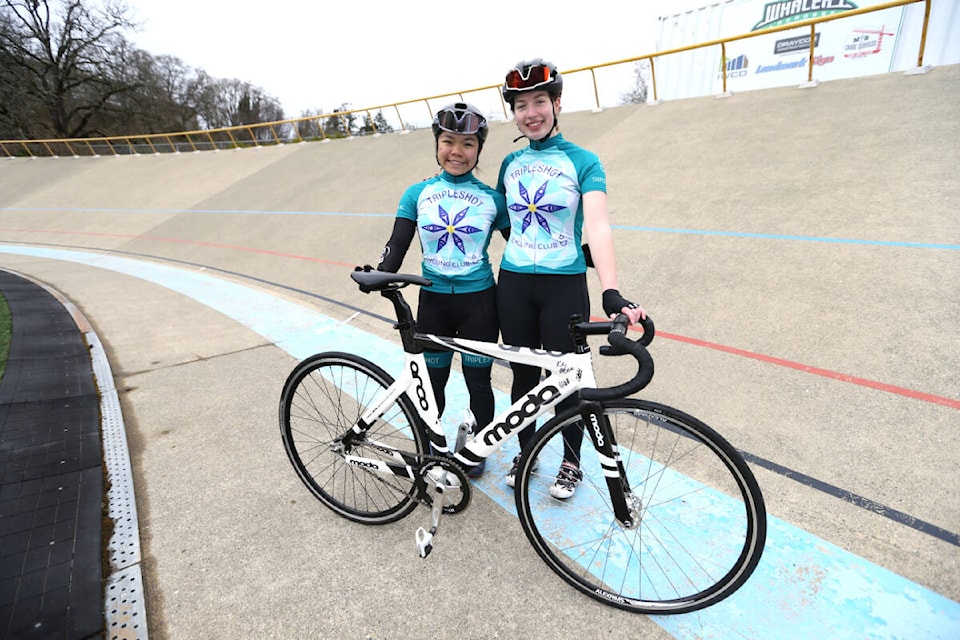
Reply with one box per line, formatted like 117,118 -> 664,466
343,333 -> 598,475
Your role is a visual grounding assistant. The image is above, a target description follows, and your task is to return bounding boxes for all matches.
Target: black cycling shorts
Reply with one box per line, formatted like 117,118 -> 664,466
496,270 -> 590,353
417,286 -> 498,367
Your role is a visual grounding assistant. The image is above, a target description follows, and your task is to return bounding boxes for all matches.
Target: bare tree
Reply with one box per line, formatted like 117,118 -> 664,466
357,110 -> 394,135
0,11 -> 36,138
620,59 -> 651,105
109,49 -> 203,134
296,108 -> 324,140
323,102 -> 356,138
0,0 -> 138,137
194,76 -> 281,129
1,0 -> 289,142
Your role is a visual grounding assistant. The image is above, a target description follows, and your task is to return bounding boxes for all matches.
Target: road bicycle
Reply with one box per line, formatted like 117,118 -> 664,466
279,269 -> 766,614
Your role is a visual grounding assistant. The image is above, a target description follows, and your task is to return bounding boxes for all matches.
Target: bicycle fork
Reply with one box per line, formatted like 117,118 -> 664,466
581,401 -> 639,529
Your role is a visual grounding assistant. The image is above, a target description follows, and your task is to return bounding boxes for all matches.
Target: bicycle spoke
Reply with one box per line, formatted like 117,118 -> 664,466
281,354 -> 426,524
517,399 -> 765,614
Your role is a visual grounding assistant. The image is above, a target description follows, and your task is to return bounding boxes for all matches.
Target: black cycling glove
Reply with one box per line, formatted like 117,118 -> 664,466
602,289 -> 640,318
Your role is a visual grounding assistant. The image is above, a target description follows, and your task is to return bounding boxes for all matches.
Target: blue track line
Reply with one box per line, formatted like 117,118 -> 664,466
3,206 -> 958,249
610,225 -> 960,250
2,244 -> 958,640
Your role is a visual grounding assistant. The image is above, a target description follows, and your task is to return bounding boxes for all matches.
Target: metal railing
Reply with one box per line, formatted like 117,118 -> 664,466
0,0 -> 930,159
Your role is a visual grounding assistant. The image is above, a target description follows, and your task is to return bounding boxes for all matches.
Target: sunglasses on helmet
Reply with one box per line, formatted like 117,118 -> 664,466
435,109 -> 485,135
505,64 -> 553,90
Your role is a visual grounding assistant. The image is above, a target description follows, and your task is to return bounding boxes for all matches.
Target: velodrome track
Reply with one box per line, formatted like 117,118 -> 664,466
1,65 -> 958,638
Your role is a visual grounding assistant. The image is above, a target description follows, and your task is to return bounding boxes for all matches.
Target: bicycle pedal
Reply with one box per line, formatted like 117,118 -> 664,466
415,527 -> 433,558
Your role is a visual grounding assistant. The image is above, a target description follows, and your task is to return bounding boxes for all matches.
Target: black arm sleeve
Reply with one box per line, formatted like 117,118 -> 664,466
376,217 -> 416,273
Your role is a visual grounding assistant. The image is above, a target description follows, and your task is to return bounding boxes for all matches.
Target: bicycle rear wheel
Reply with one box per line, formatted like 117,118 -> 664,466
515,399 -> 766,614
280,352 -> 427,524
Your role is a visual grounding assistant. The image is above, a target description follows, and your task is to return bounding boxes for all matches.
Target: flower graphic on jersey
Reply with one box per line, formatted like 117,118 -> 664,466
509,181 -> 566,235
421,205 -> 481,254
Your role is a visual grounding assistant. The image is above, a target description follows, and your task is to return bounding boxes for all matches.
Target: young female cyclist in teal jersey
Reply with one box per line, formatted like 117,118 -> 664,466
375,102 -> 509,478
496,59 -> 646,498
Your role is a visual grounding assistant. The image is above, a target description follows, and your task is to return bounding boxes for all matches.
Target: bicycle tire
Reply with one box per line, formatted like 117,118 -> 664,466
515,399 -> 766,614
280,352 -> 427,524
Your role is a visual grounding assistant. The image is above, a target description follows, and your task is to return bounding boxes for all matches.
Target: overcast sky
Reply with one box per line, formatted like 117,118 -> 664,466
125,0 -> 708,119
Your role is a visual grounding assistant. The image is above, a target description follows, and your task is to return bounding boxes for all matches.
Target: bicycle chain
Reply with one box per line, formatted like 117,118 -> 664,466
416,453 -> 472,514
349,445 -> 472,514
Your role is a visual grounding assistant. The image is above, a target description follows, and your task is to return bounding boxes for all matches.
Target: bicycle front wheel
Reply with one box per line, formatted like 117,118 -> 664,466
280,352 -> 427,524
515,399 -> 766,614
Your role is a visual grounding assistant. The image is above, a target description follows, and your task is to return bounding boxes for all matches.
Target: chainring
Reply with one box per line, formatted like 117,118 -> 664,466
419,456 -> 472,514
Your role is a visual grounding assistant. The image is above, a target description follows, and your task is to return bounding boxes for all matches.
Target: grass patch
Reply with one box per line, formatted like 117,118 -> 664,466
0,292 -> 10,383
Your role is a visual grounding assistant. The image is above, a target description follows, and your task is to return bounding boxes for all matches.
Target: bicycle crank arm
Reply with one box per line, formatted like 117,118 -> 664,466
415,496 -> 444,558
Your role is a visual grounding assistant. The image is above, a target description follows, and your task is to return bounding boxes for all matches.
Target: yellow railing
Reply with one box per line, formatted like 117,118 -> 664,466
0,0 -> 930,159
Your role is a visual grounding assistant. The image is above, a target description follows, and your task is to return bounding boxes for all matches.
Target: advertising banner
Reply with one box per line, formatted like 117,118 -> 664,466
716,0 -> 904,94
652,0 -> 958,101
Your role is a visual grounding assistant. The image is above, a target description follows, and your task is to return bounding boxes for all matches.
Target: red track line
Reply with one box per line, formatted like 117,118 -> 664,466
589,315 -> 959,410
6,227 -> 956,411
656,329 -> 959,410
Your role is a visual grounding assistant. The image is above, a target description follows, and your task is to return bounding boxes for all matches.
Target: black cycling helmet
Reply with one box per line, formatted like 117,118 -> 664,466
432,102 -> 488,149
501,58 -> 563,107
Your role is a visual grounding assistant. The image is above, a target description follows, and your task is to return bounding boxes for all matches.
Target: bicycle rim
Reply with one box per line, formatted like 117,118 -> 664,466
515,399 -> 766,614
279,352 -> 426,524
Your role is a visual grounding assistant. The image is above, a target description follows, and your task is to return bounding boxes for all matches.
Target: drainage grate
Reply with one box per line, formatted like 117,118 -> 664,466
105,566 -> 149,640
89,330 -> 149,639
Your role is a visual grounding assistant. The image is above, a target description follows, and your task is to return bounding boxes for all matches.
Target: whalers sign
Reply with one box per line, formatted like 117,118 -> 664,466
753,0 -> 858,31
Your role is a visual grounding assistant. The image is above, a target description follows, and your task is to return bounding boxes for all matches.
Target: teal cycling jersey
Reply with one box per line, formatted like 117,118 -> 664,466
398,170 -> 508,294
496,134 -> 606,275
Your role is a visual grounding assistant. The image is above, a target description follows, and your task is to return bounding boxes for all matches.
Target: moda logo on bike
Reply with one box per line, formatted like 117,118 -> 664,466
482,385 -> 560,447
409,360 -> 431,411
753,0 -> 858,31
588,413 -> 605,447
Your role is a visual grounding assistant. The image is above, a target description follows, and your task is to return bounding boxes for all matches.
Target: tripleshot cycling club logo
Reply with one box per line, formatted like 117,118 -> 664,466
421,204 -> 482,255
753,0 -> 858,31
509,180 -> 566,236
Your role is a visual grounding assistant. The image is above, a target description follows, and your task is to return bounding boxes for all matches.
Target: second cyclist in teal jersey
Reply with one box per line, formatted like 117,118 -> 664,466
496,59 -> 647,498
376,102 -> 509,478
